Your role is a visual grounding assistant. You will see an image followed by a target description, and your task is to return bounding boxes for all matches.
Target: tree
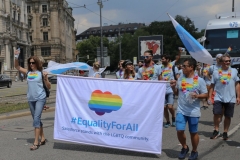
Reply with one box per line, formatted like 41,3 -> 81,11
144,15 -> 203,58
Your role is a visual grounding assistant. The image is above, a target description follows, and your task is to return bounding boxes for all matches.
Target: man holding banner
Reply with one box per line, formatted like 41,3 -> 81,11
170,58 -> 208,160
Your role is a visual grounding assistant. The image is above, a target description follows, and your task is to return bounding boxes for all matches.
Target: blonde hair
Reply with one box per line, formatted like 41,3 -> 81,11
38,56 -> 45,64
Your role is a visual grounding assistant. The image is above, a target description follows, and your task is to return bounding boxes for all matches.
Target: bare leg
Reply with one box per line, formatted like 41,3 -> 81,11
164,106 -> 170,122
39,127 -> 45,142
168,104 -> 175,120
190,132 -> 199,152
177,130 -> 187,149
223,117 -> 231,132
214,114 -> 222,131
34,128 -> 40,145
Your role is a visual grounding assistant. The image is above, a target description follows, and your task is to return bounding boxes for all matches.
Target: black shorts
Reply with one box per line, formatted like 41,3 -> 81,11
213,101 -> 235,117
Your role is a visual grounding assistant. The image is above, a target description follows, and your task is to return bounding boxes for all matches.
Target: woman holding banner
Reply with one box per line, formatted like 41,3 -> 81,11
122,60 -> 136,80
14,49 -> 49,150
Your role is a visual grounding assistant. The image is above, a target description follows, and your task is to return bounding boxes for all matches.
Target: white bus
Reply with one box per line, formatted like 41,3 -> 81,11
203,12 -> 240,58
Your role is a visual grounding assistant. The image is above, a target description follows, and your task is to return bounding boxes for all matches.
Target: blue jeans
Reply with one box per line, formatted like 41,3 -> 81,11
28,98 -> 46,128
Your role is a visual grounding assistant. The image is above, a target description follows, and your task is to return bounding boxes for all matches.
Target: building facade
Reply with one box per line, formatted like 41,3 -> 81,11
27,0 -> 77,66
0,0 -> 31,78
76,23 -> 145,42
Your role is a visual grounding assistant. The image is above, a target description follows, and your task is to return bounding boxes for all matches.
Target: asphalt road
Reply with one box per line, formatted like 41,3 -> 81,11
1,75 -> 240,160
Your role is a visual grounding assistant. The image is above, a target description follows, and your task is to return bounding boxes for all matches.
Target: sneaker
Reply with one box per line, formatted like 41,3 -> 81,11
210,130 -> 220,139
188,151 -> 198,160
172,121 -> 176,127
222,132 -> 228,140
178,146 -> 189,159
164,122 -> 171,128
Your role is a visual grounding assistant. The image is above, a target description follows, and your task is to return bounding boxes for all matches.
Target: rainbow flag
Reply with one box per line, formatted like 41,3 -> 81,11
226,47 -> 232,53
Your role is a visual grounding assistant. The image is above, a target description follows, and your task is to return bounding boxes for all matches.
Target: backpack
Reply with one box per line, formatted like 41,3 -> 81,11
41,73 -> 50,98
172,65 -> 177,80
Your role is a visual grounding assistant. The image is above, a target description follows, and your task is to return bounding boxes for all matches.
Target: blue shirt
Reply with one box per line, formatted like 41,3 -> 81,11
177,75 -> 207,117
27,71 -> 46,101
211,67 -> 239,103
137,64 -> 161,81
160,61 -> 179,94
209,65 -> 221,75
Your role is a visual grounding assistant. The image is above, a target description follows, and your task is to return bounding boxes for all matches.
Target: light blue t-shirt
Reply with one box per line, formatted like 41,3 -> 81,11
27,71 -> 46,101
137,64 -> 162,81
160,61 -> 179,94
209,64 -> 221,75
177,75 -> 207,117
201,66 -> 211,85
116,70 -> 124,79
211,67 -> 239,103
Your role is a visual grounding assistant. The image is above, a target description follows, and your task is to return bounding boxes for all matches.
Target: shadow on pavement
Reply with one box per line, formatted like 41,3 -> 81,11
198,131 -> 213,138
53,142 -> 159,158
198,120 -> 214,126
161,149 -> 180,159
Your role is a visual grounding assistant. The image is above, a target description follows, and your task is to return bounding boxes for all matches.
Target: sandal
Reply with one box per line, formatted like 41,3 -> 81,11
30,144 -> 39,150
40,139 -> 47,145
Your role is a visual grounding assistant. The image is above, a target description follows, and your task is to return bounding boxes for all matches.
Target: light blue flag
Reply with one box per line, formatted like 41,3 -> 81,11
168,14 -> 213,64
43,61 -> 91,74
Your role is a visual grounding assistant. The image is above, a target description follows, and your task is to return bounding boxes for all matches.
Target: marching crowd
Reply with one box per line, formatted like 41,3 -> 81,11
13,47 -> 240,160
115,49 -> 240,160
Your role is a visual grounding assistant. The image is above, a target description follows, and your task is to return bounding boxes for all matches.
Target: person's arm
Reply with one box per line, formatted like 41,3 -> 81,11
175,48 -> 182,62
43,71 -> 51,89
236,82 -> 240,105
170,80 -> 178,95
208,84 -> 214,101
14,49 -> 27,74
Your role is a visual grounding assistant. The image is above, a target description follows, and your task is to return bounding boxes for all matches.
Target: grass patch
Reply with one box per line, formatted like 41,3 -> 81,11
0,103 -> 29,114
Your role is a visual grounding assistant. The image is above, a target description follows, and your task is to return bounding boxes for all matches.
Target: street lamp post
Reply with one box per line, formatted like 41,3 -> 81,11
232,0 -> 235,12
97,0 -> 104,67
118,28 -> 122,61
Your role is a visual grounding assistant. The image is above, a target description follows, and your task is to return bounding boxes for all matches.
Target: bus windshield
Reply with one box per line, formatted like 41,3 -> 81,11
204,28 -> 240,57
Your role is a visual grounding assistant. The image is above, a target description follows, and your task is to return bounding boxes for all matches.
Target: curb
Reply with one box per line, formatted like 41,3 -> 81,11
0,107 -> 55,120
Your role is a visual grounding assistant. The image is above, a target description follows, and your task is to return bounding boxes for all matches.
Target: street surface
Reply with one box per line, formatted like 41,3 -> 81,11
0,75 -> 240,160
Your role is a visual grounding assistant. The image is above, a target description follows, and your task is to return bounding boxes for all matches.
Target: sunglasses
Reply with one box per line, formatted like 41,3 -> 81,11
29,62 -> 36,65
224,60 -> 231,63
143,56 -> 151,59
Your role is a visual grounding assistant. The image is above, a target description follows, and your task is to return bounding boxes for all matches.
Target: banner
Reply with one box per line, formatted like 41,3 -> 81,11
54,75 -> 166,154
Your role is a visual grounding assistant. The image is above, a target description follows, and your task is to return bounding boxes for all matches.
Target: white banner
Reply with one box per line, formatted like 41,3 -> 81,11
54,75 -> 166,154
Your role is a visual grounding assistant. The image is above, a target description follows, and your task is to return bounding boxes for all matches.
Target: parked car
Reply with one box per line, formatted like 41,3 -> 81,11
0,74 -> 12,88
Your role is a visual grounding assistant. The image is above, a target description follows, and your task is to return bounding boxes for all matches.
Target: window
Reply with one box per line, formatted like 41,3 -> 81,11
43,32 -> 48,41
19,30 -> 22,39
134,27 -> 138,30
13,11 -> 16,20
43,18 -> 48,26
86,31 -> 89,34
127,27 -> 131,30
30,36 -> 32,42
27,6 -> 31,13
121,28 -> 125,31
42,5 -> 47,13
92,31 -> 96,34
109,29 -> 113,32
28,19 -> 31,27
18,13 -> 20,23
41,47 -> 51,56
115,29 -> 119,32
31,48 -> 34,56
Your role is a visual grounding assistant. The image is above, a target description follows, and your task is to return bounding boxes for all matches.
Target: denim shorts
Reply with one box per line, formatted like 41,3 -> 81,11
165,93 -> 174,105
28,98 -> 46,128
176,113 -> 199,133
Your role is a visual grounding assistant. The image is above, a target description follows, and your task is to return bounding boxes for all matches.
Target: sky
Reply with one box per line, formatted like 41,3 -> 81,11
66,0 -> 240,35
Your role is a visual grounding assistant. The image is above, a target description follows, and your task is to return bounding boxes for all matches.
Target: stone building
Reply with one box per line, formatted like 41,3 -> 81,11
0,0 -> 31,78
27,0 -> 77,67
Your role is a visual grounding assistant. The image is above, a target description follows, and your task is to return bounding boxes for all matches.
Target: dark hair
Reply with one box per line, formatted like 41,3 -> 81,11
144,50 -> 153,56
27,56 -> 43,71
184,58 -> 197,70
161,54 -> 171,61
